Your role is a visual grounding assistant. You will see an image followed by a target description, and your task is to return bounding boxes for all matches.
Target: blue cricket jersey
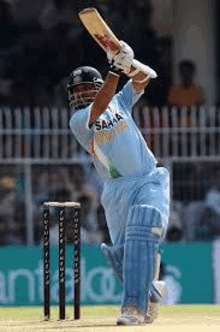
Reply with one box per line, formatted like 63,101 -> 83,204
70,80 -> 157,180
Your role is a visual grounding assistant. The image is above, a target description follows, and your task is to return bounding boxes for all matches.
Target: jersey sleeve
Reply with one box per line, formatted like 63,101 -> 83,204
69,106 -> 93,153
115,79 -> 144,116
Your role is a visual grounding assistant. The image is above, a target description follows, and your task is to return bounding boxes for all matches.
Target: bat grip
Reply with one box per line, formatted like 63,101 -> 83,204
131,59 -> 157,79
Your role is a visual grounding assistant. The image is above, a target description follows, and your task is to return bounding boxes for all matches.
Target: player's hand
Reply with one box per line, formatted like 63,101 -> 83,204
108,41 -> 134,74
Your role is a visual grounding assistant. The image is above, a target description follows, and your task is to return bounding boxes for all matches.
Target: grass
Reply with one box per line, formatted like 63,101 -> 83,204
0,305 -> 119,320
0,305 -> 220,332
160,304 -> 220,315
0,304 -> 220,319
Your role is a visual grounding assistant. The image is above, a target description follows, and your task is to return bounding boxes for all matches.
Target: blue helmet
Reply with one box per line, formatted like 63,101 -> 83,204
67,66 -> 103,109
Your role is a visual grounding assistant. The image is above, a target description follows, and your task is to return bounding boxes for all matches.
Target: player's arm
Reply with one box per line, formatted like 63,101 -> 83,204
128,58 -> 157,92
88,71 -> 120,128
128,65 -> 151,92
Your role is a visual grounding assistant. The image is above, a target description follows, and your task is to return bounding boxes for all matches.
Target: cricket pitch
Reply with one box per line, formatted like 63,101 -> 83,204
0,305 -> 220,332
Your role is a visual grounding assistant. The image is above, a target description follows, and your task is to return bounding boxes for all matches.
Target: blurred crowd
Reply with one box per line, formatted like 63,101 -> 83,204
0,163 -> 110,245
165,163 -> 220,243
1,161 -> 220,246
0,0 -> 205,112
0,0 -> 167,245
0,0 -> 169,109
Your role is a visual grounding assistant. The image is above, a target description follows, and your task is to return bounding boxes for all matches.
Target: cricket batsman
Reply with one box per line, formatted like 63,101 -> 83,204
68,41 -> 170,325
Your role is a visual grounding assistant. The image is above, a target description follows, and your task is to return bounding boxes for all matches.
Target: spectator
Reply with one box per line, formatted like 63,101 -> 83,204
32,168 -> 72,236
38,168 -> 70,194
194,208 -> 217,241
76,194 -> 103,244
69,164 -> 98,203
0,177 -> 16,226
195,168 -> 220,240
4,223 -> 23,245
204,169 -> 220,217
166,226 -> 184,242
96,204 -> 111,244
167,60 -> 206,156
52,188 -> 71,202
69,164 -> 100,232
0,176 -> 22,245
14,193 -> 26,243
126,2 -> 167,106
168,59 -> 205,109
166,207 -> 184,242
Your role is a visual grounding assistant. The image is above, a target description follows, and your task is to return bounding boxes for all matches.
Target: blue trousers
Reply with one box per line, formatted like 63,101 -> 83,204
101,167 -> 170,312
101,167 -> 170,246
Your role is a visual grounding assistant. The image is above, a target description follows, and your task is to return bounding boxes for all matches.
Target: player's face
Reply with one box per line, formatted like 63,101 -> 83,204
74,83 -> 97,100
68,83 -> 99,109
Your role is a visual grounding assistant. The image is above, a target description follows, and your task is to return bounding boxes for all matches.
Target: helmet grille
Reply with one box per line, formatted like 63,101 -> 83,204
68,81 -> 103,109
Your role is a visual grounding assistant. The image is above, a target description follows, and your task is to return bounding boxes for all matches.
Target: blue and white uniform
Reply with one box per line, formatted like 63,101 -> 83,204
70,79 -> 170,314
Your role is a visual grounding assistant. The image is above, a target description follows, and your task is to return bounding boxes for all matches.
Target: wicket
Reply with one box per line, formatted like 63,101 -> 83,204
43,202 -> 81,321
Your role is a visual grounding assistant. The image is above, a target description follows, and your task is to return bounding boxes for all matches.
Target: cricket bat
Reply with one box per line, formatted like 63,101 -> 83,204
78,7 -> 157,79
78,7 -> 121,58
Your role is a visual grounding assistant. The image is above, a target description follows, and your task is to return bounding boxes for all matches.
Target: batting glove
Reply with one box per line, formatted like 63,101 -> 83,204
108,41 -> 134,75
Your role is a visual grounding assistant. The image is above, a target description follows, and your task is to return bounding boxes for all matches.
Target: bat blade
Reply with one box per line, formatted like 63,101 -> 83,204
78,7 -> 121,57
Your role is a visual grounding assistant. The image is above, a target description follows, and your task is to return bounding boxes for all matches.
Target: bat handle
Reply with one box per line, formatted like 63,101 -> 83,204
132,59 -> 157,79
